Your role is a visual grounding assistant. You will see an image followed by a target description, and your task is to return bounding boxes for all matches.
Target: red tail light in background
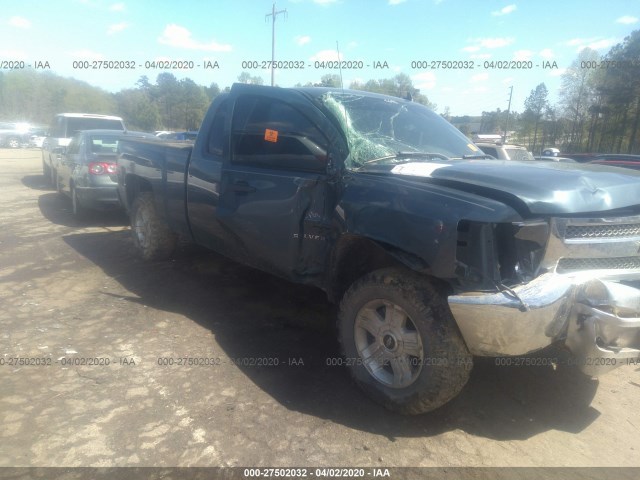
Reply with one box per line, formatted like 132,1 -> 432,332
88,162 -> 117,175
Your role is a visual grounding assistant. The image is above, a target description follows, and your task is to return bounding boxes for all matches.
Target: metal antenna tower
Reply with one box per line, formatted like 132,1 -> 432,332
265,3 -> 287,87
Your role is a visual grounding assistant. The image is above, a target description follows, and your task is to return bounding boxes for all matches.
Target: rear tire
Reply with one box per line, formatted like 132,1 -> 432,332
338,268 -> 472,414
42,157 -> 51,185
130,192 -> 177,260
71,185 -> 87,219
55,170 -> 63,195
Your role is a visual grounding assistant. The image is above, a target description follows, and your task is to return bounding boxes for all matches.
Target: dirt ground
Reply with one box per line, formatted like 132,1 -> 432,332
1,150 -> 639,471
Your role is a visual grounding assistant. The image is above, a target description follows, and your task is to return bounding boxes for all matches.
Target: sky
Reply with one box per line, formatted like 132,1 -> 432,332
1,0 -> 639,116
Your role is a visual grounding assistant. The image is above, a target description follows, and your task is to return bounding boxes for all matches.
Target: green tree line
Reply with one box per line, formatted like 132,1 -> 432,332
0,69 -> 434,132
1,29 -> 638,154
456,30 -> 640,154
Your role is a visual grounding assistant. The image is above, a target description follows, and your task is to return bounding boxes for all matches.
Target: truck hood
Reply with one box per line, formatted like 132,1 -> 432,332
385,160 -> 640,216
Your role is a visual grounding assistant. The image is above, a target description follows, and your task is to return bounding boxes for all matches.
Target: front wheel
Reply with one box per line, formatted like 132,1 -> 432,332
338,268 -> 472,414
130,192 -> 177,261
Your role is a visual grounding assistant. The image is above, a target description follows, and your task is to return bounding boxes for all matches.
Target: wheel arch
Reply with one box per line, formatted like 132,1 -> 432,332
327,234 -> 450,303
123,174 -> 154,210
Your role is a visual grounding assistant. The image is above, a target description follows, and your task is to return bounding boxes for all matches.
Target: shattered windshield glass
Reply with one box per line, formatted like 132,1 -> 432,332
320,92 -> 480,169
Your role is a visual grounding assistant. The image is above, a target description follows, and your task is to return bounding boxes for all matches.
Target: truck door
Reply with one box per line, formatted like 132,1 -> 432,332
186,95 -> 239,256
217,88 -> 341,282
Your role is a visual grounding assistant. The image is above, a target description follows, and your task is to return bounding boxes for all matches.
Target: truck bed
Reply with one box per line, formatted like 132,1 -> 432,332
117,138 -> 193,237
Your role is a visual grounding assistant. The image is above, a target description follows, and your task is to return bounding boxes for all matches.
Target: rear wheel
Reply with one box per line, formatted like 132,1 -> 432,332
130,192 -> 177,260
338,268 -> 472,414
42,157 -> 51,185
71,185 -> 86,219
50,164 -> 57,186
55,170 -> 63,195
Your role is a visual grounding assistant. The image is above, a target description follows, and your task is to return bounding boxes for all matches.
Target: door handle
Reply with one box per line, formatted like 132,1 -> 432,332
231,181 -> 256,193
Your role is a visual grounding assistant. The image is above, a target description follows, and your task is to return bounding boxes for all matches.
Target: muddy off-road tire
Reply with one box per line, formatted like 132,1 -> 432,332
130,192 -> 177,261
338,268 -> 472,414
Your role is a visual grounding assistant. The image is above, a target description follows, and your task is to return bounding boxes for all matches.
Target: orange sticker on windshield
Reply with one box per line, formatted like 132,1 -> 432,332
264,129 -> 278,143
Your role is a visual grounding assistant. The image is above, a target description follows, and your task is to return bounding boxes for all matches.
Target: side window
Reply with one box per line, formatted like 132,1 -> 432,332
67,137 -> 81,155
207,100 -> 228,157
231,96 -> 328,171
482,146 -> 497,158
51,117 -> 64,138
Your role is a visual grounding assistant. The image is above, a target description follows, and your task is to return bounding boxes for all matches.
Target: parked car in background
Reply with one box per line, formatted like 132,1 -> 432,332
0,122 -> 37,148
559,153 -> 598,163
534,156 -> 577,163
476,142 -> 534,161
54,130 -> 154,218
588,154 -> 640,171
28,126 -> 48,148
541,148 -> 560,157
42,113 -> 125,185
157,131 -> 198,142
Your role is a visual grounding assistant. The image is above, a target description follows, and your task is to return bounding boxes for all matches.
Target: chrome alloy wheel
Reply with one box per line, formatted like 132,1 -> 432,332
354,299 -> 424,389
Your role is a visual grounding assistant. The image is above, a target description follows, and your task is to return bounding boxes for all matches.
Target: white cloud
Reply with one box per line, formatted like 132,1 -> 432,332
109,2 -> 125,11
69,49 -> 105,60
158,24 -> 232,52
513,49 -> 532,61
9,16 -> 31,28
470,53 -> 492,59
539,48 -> 554,59
347,41 -> 359,49
491,4 -> 516,16
569,37 -> 618,52
502,76 -> 514,85
412,72 -> 436,90
585,38 -> 617,50
478,37 -> 514,48
389,0 -> 406,5
470,73 -> 489,83
616,15 -> 638,24
295,35 -> 311,46
567,37 -> 590,46
309,50 -> 342,62
107,22 -> 129,35
463,37 -> 513,54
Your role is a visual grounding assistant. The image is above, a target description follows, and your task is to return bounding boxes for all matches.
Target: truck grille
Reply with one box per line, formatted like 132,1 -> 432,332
557,256 -> 640,273
565,223 -> 640,239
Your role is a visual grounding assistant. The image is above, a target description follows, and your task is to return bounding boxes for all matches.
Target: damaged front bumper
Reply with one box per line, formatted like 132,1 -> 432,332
448,273 -> 640,376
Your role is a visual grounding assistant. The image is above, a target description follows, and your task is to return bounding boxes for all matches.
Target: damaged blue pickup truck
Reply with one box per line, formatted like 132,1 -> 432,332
117,83 -> 640,414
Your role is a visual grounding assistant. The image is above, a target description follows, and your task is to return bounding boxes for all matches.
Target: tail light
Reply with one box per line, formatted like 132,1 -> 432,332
88,162 -> 117,175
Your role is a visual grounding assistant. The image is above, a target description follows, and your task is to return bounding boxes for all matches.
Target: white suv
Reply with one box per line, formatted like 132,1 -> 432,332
476,142 -> 534,161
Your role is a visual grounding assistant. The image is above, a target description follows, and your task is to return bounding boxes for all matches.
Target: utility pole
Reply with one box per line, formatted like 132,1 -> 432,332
266,3 -> 287,87
503,85 -> 513,144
